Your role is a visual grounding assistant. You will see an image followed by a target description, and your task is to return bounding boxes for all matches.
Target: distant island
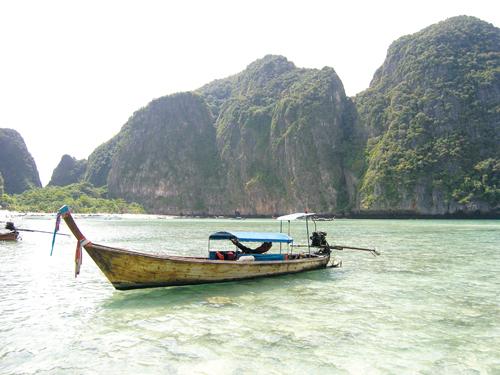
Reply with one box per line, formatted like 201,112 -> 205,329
0,16 -> 498,216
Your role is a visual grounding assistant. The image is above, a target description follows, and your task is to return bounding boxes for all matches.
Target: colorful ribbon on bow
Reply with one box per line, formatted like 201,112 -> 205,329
50,212 -> 61,256
75,239 -> 83,277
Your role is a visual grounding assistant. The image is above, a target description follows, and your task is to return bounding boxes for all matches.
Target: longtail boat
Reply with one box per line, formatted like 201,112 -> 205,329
0,231 -> 19,241
55,206 -> 378,290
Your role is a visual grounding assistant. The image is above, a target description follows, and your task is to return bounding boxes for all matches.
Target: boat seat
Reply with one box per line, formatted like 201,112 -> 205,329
209,251 -> 286,261
209,251 -> 237,260
241,253 -> 285,261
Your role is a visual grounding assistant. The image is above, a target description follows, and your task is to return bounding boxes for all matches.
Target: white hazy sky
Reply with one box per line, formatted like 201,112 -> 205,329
1,0 -> 499,185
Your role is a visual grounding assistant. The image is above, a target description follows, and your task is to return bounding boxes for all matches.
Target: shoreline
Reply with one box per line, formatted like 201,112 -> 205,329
2,209 -> 498,220
166,211 -> 500,220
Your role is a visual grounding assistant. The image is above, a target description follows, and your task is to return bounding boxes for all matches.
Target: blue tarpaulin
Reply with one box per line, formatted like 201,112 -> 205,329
209,231 -> 293,243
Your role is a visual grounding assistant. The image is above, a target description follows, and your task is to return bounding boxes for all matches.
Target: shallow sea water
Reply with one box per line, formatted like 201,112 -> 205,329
0,215 -> 499,374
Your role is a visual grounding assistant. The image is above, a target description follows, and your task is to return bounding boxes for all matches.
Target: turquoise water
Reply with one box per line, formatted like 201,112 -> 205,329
0,215 -> 499,374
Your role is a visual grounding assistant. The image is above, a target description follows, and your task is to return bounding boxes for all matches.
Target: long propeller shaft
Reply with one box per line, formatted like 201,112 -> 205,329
4,222 -> 70,237
331,245 -> 381,256
16,228 -> 70,237
291,243 -> 380,256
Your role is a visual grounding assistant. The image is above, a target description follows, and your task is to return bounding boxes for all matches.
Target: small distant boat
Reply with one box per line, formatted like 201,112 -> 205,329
314,217 -> 335,221
0,230 -> 19,241
1,222 -> 19,241
2,222 -> 69,241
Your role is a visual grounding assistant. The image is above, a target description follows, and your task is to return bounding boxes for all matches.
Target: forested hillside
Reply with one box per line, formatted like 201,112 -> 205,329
83,56 -> 364,215
356,16 -> 499,215
46,16 -> 499,217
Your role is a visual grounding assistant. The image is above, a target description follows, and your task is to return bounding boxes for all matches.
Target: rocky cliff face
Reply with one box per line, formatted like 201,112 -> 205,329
199,56 -> 364,214
0,129 -> 41,194
105,93 -> 226,214
82,16 -> 499,216
92,56 -> 364,215
48,154 -> 87,186
356,16 -> 499,215
85,135 -> 123,188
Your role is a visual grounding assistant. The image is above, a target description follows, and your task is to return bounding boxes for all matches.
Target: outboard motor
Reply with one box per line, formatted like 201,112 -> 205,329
310,231 -> 328,247
311,231 -> 331,255
5,222 -> 16,231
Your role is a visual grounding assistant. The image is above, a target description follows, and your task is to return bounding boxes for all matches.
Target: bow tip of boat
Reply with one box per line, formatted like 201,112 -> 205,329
59,205 -> 71,214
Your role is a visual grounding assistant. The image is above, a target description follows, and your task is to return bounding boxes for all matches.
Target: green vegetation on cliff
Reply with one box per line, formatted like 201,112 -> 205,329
199,56 -> 364,214
452,158 -> 499,205
1,183 -> 144,213
356,16 -> 499,213
85,135 -> 123,187
83,57 -> 365,215
76,17 -> 499,216
105,92 -> 225,214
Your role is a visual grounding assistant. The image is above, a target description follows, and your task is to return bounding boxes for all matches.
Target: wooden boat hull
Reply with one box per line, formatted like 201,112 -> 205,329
0,231 -> 19,241
84,243 -> 330,290
57,205 -> 331,290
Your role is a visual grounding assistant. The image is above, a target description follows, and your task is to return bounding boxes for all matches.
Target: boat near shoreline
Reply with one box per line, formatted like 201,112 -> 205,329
0,230 -> 19,241
54,205 -> 378,290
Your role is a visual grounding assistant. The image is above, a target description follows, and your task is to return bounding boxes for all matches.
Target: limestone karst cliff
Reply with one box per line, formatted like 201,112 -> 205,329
355,16 -> 499,215
0,128 -> 41,194
83,56 -> 364,215
48,154 -> 87,186
198,56 -> 364,215
75,16 -> 499,216
106,93 -> 226,214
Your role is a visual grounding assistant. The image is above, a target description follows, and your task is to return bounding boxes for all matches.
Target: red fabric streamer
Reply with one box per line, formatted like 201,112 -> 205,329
55,213 -> 61,231
75,240 -> 83,278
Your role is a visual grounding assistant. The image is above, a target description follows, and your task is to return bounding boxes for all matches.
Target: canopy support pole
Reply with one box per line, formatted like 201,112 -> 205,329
288,220 -> 291,254
306,216 -> 310,254
279,221 -> 283,254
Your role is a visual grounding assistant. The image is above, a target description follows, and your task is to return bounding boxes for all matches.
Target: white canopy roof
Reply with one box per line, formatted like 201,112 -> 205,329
276,212 -> 316,221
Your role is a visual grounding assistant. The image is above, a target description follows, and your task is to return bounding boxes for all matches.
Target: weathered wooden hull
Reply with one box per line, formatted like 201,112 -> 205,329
84,243 -> 330,290
57,205 -> 331,290
0,232 -> 19,241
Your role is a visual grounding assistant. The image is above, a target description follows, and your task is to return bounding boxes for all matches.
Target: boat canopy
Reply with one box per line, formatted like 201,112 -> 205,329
209,231 -> 293,243
276,212 -> 316,221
